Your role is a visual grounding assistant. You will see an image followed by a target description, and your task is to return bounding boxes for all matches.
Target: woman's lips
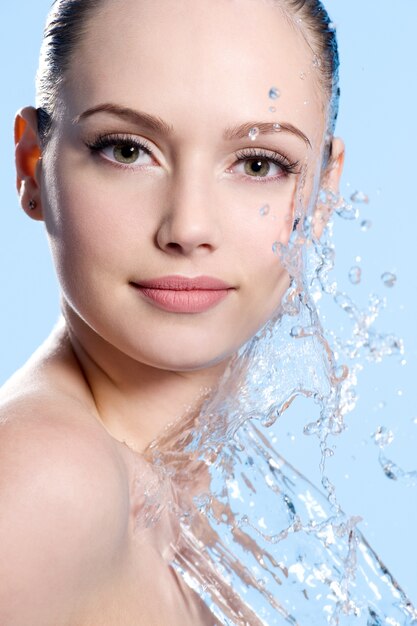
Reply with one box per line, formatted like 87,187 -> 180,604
131,275 -> 234,313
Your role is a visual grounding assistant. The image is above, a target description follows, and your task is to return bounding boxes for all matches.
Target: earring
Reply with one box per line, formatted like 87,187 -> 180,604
29,199 -> 37,211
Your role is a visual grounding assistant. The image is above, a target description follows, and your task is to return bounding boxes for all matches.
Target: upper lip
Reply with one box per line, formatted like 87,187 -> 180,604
132,275 -> 233,290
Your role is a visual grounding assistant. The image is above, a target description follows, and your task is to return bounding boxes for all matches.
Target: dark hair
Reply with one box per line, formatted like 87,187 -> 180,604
36,0 -> 340,147
36,0 -> 102,142
282,0 -> 340,133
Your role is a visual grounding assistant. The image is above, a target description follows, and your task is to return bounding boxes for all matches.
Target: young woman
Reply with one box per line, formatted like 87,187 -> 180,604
3,0 -> 413,624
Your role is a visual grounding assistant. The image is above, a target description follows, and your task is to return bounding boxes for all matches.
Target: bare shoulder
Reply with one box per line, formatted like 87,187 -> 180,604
0,391 -> 130,626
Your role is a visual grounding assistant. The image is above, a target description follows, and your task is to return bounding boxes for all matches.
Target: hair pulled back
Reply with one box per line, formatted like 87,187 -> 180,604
36,0 -> 340,145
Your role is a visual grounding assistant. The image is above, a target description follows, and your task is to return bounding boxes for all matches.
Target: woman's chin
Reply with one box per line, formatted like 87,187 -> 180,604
143,349 -> 233,375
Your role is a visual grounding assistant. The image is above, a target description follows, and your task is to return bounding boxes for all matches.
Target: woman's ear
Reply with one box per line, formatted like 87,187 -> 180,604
313,137 -> 345,238
15,106 -> 44,221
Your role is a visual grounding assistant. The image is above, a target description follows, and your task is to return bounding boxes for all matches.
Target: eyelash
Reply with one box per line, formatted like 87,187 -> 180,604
84,133 -> 300,181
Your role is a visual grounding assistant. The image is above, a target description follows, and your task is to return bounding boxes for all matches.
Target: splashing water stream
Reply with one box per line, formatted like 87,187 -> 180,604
133,187 -> 416,624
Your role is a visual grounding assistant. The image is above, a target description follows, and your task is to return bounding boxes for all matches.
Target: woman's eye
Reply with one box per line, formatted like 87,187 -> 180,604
99,142 -> 154,167
232,155 -> 289,180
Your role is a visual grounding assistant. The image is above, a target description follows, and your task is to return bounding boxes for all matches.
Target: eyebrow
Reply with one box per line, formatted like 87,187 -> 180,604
224,120 -> 311,148
74,103 -> 311,148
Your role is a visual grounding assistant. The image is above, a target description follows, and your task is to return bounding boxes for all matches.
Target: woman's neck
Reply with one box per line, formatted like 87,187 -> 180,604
60,306 -> 228,453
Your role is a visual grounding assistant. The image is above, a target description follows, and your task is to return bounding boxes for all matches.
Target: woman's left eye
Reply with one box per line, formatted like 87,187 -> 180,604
231,150 -> 299,181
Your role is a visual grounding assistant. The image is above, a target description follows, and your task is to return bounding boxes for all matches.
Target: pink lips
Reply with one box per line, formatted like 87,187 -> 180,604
131,275 -> 233,313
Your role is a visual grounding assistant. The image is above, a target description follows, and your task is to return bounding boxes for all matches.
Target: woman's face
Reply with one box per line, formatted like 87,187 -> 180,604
40,0 -> 332,371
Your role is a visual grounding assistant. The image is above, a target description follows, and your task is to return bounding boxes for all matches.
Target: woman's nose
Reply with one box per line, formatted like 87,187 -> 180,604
155,172 -> 222,257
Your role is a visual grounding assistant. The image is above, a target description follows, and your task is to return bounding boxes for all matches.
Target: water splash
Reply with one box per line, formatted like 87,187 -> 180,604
378,454 -> 417,487
350,191 -> 370,204
134,188 -> 417,623
319,189 -> 359,221
371,427 -> 417,487
373,426 -> 394,449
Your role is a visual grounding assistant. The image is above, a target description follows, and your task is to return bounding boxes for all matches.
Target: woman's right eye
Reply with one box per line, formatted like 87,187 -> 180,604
102,143 -> 154,166
86,135 -> 156,168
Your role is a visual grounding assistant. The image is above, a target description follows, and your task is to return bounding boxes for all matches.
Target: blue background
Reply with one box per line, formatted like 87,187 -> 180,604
2,0 -> 416,604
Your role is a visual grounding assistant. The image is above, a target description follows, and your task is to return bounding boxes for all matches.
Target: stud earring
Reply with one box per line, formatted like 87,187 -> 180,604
29,199 -> 37,211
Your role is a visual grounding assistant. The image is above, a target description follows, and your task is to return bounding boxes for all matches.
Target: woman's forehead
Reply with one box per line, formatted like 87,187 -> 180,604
63,0 -> 326,146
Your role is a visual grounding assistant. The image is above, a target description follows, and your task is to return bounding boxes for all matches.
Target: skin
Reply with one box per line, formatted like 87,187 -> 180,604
3,0 -> 344,623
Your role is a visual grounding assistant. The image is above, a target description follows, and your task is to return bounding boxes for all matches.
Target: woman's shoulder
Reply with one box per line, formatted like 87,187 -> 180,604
0,320 -> 127,469
0,371 -> 132,623
0,361 -> 131,520
0,321 -> 139,515
0,384 -> 127,477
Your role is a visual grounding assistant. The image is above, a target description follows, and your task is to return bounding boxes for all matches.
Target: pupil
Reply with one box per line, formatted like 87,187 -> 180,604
121,146 -> 136,159
245,158 -> 270,177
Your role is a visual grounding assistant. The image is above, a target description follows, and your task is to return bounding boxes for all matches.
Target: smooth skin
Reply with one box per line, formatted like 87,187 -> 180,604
2,0 -> 344,623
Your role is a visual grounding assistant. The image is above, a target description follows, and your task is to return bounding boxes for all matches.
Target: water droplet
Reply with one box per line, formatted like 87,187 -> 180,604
312,54 -> 322,68
299,72 -> 306,80
335,201 -> 359,220
268,106 -> 277,113
324,448 -> 334,458
268,86 -> 280,99
259,204 -> 270,216
290,325 -> 303,338
350,190 -> 369,204
373,426 -> 394,449
348,266 -> 362,285
268,458 -> 281,470
328,21 -> 336,31
303,100 -> 309,106
273,123 -> 281,131
248,126 -> 259,141
381,272 -> 397,288
360,219 -> 372,231
304,420 -> 321,436
272,241 -> 279,254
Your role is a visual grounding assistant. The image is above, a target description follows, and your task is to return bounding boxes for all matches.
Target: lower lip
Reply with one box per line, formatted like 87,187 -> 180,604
133,286 -> 231,313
